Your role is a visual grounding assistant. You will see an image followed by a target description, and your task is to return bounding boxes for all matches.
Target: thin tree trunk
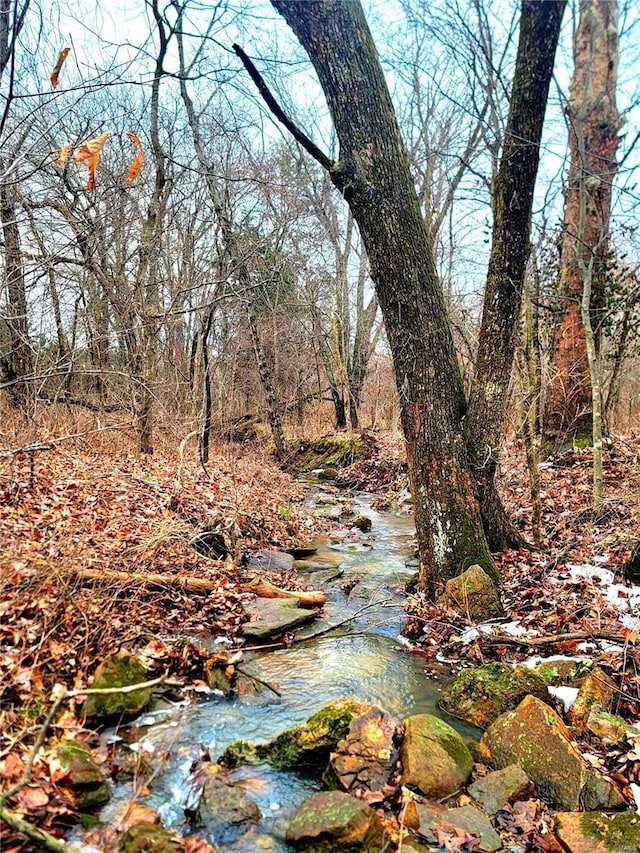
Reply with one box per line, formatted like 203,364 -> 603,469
0,179 -> 32,408
467,0 -> 565,550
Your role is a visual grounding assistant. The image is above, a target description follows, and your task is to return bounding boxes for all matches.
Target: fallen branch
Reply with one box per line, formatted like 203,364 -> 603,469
483,629 -> 634,649
70,567 -> 326,606
242,576 -> 327,607
0,806 -> 74,853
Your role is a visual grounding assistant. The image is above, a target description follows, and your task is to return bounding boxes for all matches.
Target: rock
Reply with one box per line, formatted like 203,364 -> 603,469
245,550 -> 295,571
287,547 -> 318,559
439,663 -> 550,728
55,740 -> 111,811
468,765 -> 531,814
241,598 -> 317,640
476,695 -> 624,810
586,706 -> 640,745
300,567 -> 344,586
204,663 -> 233,695
196,773 -> 261,828
580,772 -> 627,811
285,791 -> 388,852
567,667 -> 617,728
352,515 -> 372,533
220,698 -> 367,770
111,824 -> 180,853
328,705 -> 399,801
83,651 -> 151,720
533,658 -> 594,685
415,801 -> 502,852
555,810 -> 640,853
438,565 -> 502,622
400,714 -> 473,798
261,698 -> 368,770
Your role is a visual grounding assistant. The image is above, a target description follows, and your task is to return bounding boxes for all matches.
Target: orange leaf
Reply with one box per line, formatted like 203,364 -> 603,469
74,132 -> 111,191
127,131 -> 143,148
126,149 -> 144,185
50,48 -> 70,89
57,142 -> 73,167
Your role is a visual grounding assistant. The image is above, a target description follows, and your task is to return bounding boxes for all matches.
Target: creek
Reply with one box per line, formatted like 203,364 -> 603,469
101,488 -> 476,851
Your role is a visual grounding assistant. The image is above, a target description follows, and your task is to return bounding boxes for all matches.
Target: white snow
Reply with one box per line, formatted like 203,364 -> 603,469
547,685 -> 579,712
631,783 -> 640,816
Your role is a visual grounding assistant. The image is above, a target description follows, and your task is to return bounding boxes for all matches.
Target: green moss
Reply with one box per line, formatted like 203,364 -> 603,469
219,741 -> 259,768
289,437 -> 366,472
534,659 -> 593,685
113,824 -> 180,853
580,811 -> 640,850
83,652 -> 151,720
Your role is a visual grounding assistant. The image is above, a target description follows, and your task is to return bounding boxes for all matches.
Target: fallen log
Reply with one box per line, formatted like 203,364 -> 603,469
483,629 -> 635,648
240,576 -> 327,607
71,567 -> 326,607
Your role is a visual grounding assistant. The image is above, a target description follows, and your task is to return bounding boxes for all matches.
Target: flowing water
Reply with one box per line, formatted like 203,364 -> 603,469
100,489 -> 473,851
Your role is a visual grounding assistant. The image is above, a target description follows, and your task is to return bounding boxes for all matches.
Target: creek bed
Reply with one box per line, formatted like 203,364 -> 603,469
99,492 -> 476,851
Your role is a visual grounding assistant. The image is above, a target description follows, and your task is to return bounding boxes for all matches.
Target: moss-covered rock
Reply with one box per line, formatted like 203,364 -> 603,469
567,667 -> 617,728
220,698 -> 367,771
439,663 -> 551,728
586,707 -> 640,745
196,773 -> 261,828
111,824 -> 180,853
82,651 -> 151,721
438,565 -> 503,622
467,764 -> 531,814
415,801 -> 502,852
476,695 -> 624,811
285,790 -> 388,852
555,810 -> 640,853
533,658 -> 594,686
55,740 -> 111,811
399,714 -> 473,798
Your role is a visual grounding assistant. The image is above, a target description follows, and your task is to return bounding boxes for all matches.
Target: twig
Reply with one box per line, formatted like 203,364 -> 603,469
235,665 -> 281,697
0,806 -> 74,853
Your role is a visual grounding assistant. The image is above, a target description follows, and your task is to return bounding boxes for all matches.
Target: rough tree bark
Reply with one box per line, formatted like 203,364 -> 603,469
467,0 -> 566,549
270,0 -> 496,595
0,178 -> 32,407
544,0 -> 620,446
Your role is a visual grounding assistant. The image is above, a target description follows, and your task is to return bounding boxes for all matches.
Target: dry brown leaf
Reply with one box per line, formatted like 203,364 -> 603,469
57,142 -> 73,167
74,132 -> 111,190
127,149 -> 144,186
127,131 -> 143,148
50,48 -> 70,88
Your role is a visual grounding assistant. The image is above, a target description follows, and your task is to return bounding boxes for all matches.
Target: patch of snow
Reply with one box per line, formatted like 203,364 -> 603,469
547,685 -> 579,712
500,620 -> 528,637
522,653 -> 592,669
568,563 -> 640,615
631,783 -> 640,816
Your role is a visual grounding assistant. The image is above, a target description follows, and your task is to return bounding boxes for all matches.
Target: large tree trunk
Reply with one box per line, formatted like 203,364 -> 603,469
544,0 -> 620,446
467,0 -> 565,549
272,0 -> 495,596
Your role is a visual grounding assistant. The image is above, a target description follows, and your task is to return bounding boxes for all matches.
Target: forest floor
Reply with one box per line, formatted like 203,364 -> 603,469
1,416 -> 639,849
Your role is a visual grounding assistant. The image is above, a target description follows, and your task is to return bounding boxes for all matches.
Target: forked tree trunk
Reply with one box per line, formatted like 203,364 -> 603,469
272,0 -> 495,595
467,0 -> 565,549
544,0 -> 620,446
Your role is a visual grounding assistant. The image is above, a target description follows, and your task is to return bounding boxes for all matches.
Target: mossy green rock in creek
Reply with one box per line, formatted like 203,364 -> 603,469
111,824 -> 180,853
220,698 -> 367,770
476,695 -> 624,811
586,706 -> 640,745
82,651 -> 151,720
439,662 -> 550,729
555,810 -> 640,853
400,714 -> 473,798
196,773 -> 261,827
438,565 -> 502,621
56,740 -> 111,811
285,790 -> 387,852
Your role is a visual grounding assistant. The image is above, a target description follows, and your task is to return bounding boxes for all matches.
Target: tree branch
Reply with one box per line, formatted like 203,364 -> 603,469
232,43 -> 334,172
